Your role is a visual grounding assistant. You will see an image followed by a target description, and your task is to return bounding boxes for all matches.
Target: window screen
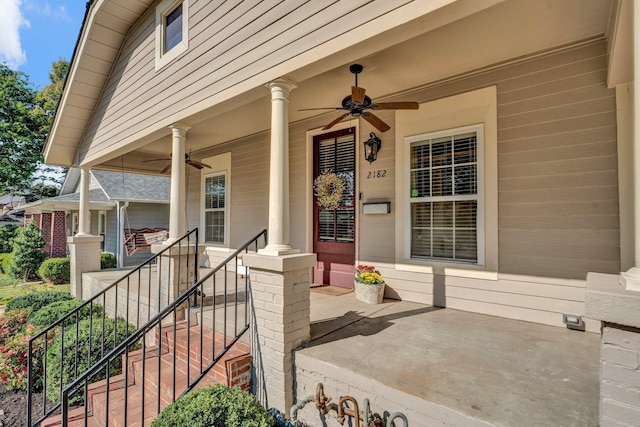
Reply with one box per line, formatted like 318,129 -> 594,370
409,131 -> 479,262
204,173 -> 225,244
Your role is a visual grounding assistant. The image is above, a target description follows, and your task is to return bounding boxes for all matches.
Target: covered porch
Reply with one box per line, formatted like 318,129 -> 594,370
295,290 -> 599,426
79,265 -> 600,426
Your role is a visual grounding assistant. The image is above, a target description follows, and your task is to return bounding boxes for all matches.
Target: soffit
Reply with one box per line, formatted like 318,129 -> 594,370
44,0 -> 153,167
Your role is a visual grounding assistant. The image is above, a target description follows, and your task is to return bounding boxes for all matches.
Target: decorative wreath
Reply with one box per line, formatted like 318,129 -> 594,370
314,170 -> 345,209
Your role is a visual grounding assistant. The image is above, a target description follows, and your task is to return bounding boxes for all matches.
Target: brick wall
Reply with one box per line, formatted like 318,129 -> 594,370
40,213 -> 52,255
50,211 -> 67,258
600,323 -> 640,425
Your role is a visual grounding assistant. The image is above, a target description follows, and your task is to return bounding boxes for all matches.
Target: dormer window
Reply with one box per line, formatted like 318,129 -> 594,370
155,0 -> 188,70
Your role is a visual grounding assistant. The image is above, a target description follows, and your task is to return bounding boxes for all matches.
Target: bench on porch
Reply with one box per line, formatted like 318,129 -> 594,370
123,228 -> 168,256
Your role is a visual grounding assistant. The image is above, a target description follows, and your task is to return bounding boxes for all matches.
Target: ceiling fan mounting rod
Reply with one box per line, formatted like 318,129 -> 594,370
349,63 -> 363,87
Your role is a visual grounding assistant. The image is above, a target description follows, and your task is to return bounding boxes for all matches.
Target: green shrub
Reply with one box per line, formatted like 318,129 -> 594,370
151,384 -> 275,427
46,318 -> 137,405
5,290 -> 72,312
0,224 -> 19,253
29,299 -> 102,329
100,252 -> 116,269
8,221 -> 46,281
38,258 -> 70,284
0,253 -> 12,275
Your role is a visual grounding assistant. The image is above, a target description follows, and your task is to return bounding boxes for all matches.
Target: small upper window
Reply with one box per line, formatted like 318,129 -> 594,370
164,4 -> 183,53
155,0 -> 188,70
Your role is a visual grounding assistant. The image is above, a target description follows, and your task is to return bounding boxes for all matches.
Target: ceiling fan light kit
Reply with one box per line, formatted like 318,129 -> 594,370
301,63 -> 419,133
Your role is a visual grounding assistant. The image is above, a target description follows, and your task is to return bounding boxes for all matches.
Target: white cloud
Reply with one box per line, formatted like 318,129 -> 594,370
0,0 -> 29,68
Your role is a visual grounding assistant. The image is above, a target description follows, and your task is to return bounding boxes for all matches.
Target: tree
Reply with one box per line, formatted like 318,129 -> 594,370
0,65 -> 48,195
23,182 -> 59,203
8,221 -> 47,281
35,59 -> 69,119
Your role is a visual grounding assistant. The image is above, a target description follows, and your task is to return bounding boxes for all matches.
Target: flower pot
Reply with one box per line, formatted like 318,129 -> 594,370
354,281 -> 385,304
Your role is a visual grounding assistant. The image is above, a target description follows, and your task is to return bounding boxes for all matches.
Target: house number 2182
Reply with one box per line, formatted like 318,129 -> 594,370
367,170 -> 387,179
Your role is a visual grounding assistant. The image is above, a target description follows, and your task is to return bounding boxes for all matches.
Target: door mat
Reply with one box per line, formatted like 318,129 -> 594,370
310,285 -> 353,296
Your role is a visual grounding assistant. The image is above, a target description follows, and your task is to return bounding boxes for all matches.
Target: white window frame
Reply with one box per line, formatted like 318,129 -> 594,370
98,210 -> 107,251
200,153 -> 231,247
404,124 -> 485,265
155,0 -> 189,70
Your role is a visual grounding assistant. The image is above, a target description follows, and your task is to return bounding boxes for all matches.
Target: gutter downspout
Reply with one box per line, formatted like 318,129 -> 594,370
117,201 -> 129,268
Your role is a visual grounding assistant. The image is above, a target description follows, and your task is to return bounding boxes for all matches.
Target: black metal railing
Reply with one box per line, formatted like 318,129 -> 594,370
27,229 -> 199,427
50,229 -> 265,427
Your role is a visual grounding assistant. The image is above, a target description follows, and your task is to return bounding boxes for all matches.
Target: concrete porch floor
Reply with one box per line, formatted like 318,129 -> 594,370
296,291 -> 600,426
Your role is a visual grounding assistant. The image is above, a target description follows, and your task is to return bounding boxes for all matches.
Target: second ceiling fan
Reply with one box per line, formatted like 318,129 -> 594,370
301,64 -> 419,133
142,151 -> 211,174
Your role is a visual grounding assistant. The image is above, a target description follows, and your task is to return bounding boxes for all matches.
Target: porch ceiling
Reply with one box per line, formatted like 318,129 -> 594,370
82,0 -> 613,174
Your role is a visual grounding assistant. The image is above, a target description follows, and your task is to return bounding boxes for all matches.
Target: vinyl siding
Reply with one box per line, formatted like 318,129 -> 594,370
190,133 -> 270,250
379,40 -> 616,331
78,0 -> 414,164
386,40 -> 617,279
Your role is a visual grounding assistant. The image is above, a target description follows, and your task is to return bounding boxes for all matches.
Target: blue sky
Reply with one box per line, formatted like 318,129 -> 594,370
0,0 -> 85,89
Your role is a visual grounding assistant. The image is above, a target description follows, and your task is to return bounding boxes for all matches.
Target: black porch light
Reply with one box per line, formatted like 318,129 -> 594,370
363,132 -> 382,163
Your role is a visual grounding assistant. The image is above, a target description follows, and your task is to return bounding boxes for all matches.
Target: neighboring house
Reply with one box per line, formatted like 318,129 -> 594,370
40,0 -> 638,422
17,168 -> 170,266
0,194 -> 24,211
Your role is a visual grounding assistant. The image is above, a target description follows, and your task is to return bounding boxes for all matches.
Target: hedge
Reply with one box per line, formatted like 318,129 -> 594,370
46,317 -> 137,405
100,252 -> 116,269
29,299 -> 102,329
38,258 -> 70,284
151,384 -> 275,427
5,290 -> 72,312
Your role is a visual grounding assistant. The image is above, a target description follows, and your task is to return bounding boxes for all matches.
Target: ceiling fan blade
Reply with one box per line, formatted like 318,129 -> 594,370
370,102 -> 419,110
141,158 -> 172,163
352,86 -> 366,104
186,159 -> 212,169
322,113 -> 351,130
160,163 -> 171,174
299,107 -> 344,111
363,112 -> 391,133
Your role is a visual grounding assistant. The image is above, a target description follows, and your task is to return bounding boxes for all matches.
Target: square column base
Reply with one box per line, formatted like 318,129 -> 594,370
151,243 -> 203,317
243,252 -> 316,414
68,235 -> 103,299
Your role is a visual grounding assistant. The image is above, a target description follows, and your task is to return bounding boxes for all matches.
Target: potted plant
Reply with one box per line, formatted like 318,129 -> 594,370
354,265 -> 385,304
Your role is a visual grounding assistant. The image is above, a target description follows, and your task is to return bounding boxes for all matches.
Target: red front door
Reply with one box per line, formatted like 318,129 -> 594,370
313,128 -> 356,288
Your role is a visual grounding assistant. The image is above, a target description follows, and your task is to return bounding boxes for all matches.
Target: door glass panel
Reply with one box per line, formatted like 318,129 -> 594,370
314,131 -> 355,244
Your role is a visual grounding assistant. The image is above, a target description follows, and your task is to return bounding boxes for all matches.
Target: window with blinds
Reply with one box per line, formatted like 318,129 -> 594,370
408,127 -> 482,263
204,173 -> 226,244
316,134 -> 355,243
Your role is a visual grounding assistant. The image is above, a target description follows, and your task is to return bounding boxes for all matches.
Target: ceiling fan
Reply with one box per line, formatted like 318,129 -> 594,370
142,150 -> 211,174
300,64 -> 419,133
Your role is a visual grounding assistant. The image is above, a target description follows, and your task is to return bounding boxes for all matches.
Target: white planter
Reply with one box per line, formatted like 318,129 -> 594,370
354,281 -> 385,304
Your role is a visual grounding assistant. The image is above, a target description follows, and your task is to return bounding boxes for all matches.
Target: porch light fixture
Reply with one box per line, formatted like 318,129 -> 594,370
363,132 -> 382,163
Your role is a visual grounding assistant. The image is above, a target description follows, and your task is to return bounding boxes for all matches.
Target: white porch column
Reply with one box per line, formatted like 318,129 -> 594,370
262,79 -> 298,256
69,167 -> 102,299
167,123 -> 189,244
77,168 -> 91,236
621,0 -> 640,291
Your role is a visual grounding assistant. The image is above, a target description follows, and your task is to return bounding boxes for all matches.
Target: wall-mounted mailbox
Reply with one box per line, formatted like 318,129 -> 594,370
362,202 -> 391,214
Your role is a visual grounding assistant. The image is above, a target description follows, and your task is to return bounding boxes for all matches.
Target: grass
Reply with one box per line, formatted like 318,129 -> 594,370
0,274 -> 70,306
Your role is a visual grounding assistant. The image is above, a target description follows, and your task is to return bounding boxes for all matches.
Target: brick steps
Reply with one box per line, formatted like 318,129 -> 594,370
42,321 -> 250,427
